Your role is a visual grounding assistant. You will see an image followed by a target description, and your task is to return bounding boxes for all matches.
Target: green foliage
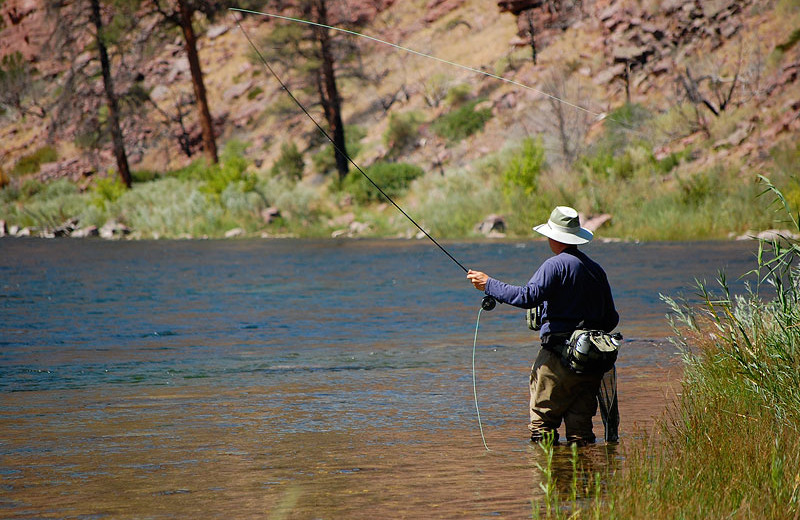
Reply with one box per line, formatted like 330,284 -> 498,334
12,145 -> 58,176
577,144 -> 656,182
383,111 -> 423,155
601,102 -> 653,151
92,175 -> 127,209
769,141 -> 800,213
431,99 -> 492,142
607,180 -> 800,518
502,136 -> 545,198
776,28 -> 800,52
247,86 -> 263,100
678,170 -> 715,206
270,142 -> 305,180
344,162 -> 424,204
20,178 -> 44,199
0,51 -> 37,112
410,160 -> 504,237
445,83 -> 472,107
311,126 -> 365,175
421,73 -> 451,108
174,141 -> 256,201
0,179 -> 85,230
131,169 -> 160,183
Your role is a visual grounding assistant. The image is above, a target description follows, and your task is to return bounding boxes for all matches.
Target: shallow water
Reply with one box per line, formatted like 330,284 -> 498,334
1,238 -> 757,518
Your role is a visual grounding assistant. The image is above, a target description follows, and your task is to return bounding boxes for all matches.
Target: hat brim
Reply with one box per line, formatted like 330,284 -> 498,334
533,222 -> 593,245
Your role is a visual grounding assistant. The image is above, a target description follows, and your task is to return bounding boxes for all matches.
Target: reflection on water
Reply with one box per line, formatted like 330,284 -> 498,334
0,239 -> 755,518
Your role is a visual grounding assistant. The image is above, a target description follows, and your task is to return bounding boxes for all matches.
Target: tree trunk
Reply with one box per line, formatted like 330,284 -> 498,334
525,10 -> 537,65
178,0 -> 218,164
313,0 -> 348,181
88,0 -> 132,188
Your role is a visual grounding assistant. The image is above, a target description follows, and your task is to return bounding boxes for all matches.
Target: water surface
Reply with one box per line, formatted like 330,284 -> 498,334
0,238 -> 757,518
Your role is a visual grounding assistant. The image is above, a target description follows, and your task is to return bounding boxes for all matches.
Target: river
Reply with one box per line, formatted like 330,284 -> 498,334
0,238 -> 757,518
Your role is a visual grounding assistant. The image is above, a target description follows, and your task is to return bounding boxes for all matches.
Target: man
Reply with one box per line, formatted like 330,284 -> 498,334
467,206 -> 619,446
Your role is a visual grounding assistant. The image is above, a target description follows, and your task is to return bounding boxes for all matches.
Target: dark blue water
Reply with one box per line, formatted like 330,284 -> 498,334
0,238 -> 758,518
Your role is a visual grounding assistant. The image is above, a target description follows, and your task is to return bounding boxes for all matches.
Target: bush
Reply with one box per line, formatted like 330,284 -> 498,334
131,169 -> 160,183
174,141 -> 256,201
410,163 -> 504,237
431,99 -> 492,142
247,86 -> 264,100
311,126 -> 365,175
271,142 -> 305,180
502,136 -> 546,199
445,83 -> 472,107
92,175 -> 127,209
12,145 -> 58,176
607,179 -> 800,518
344,161 -> 424,204
383,111 -> 422,156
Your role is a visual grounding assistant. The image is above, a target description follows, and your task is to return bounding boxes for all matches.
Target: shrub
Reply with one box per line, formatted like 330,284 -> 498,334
174,140 -> 256,201
502,136 -> 546,199
431,99 -> 492,142
311,126 -> 365,175
247,86 -> 264,100
271,142 -> 305,180
383,111 -> 422,156
445,83 -> 472,107
410,163 -> 504,237
92,175 -> 127,209
344,161 -> 424,204
131,169 -> 159,183
12,145 -> 58,176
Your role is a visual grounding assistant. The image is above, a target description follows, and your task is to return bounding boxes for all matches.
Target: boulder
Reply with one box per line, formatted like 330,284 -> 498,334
736,229 -> 800,241
222,80 -> 253,102
261,207 -> 282,225
581,214 -> 612,232
224,227 -> 245,238
99,220 -> 131,240
475,214 -> 506,237
53,218 -> 79,237
206,24 -> 229,40
72,226 -> 99,238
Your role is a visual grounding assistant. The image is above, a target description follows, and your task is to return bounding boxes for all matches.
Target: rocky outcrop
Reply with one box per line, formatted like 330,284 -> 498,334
596,0 -> 751,89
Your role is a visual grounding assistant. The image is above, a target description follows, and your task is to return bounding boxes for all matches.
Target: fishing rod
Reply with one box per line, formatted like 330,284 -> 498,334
229,15 -> 475,275
231,12 -> 497,450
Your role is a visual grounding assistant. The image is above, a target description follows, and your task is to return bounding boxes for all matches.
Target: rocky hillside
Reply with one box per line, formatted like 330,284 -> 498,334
1,0 -> 799,238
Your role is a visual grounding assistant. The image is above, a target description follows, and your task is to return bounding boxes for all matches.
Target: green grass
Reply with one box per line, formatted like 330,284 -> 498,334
529,178 -> 800,519
606,185 -> 800,517
11,145 -> 58,176
431,99 -> 492,142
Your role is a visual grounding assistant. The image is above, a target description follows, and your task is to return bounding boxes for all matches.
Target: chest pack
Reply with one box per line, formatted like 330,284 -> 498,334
563,329 -> 622,375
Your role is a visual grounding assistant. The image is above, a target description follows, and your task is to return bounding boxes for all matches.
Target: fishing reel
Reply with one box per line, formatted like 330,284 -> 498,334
481,295 -> 497,311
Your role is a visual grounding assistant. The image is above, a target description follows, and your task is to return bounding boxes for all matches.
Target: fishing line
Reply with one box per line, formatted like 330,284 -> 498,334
231,15 -> 469,274
229,7 -> 633,128
232,12 -> 500,449
472,307 -> 490,451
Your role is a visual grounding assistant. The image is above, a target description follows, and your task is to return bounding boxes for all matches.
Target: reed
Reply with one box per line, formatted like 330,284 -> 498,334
600,179 -> 796,518
526,177 -> 800,518
530,435 -> 607,519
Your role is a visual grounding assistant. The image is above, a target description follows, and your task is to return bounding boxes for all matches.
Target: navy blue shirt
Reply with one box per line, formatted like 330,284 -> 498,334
484,247 -> 619,338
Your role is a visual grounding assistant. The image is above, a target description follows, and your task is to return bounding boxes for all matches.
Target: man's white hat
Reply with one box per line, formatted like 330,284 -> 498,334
533,206 -> 594,245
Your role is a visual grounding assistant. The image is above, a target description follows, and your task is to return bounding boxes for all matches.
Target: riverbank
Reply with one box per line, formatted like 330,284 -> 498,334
2,139 -> 797,242
536,187 -> 800,519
